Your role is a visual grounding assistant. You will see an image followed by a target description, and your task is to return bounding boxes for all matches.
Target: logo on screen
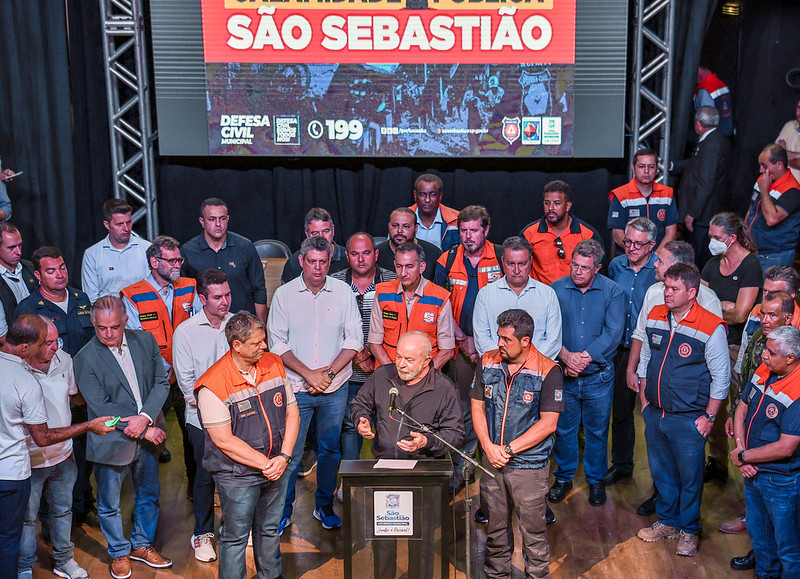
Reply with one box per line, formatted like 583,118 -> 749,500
521,117 -> 542,145
502,117 -> 521,145
273,116 -> 300,146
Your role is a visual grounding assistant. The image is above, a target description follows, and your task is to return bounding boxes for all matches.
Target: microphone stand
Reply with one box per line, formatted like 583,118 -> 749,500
389,404 -> 494,579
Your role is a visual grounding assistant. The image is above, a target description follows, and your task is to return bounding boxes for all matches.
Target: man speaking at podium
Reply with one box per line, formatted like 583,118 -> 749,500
350,330 -> 464,578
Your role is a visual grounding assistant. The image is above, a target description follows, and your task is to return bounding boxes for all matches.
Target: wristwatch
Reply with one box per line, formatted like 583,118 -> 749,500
704,413 -> 716,423
279,452 -> 293,464
504,444 -> 516,457
326,369 -> 336,380
738,450 -> 746,464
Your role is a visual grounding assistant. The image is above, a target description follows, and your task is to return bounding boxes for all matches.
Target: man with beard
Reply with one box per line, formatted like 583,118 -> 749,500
122,235 -> 201,470
376,207 -> 441,281
351,331 -> 463,579
521,180 -> 603,285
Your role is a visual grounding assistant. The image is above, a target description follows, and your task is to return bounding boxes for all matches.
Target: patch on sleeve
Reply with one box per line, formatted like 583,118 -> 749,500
554,389 -> 563,402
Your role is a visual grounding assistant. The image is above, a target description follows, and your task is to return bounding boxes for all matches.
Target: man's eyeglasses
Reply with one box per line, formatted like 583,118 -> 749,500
554,237 -> 566,259
622,238 -> 652,250
155,256 -> 185,267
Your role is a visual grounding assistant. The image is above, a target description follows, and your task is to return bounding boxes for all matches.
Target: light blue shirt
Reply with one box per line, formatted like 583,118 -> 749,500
81,233 -> 150,303
414,207 -> 445,249
472,276 -> 563,360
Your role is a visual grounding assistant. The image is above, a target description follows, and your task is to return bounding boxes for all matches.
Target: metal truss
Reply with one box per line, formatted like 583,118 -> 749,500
100,0 -> 158,239
628,0 -> 675,184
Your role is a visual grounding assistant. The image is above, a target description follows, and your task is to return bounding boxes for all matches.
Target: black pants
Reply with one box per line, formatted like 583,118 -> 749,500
610,348 -> 637,472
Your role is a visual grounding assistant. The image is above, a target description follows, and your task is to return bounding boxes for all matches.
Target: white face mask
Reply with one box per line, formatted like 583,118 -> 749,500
708,238 -> 729,256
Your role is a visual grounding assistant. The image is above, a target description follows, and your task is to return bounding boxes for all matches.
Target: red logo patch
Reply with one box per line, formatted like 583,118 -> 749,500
678,343 -> 692,358
657,208 -> 666,221
273,392 -> 284,407
765,403 -> 779,419
522,391 -> 534,404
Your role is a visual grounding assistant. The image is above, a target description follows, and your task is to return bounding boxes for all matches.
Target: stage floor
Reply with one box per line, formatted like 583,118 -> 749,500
30,408 -> 751,578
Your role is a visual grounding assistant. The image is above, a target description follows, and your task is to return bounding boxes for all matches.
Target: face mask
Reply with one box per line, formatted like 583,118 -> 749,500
708,238 -> 728,256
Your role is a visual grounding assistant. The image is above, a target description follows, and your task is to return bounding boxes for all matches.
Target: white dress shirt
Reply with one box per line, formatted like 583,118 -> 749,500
172,308 -> 232,429
81,233 -> 150,303
268,275 -> 362,394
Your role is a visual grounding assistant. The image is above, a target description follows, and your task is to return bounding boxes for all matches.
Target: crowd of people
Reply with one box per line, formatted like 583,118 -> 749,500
1,103 -> 800,579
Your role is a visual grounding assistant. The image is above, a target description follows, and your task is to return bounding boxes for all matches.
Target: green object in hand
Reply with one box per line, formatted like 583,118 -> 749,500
105,416 -> 121,427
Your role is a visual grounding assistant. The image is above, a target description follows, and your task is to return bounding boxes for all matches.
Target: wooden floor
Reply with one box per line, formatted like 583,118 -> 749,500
30,408 -> 752,578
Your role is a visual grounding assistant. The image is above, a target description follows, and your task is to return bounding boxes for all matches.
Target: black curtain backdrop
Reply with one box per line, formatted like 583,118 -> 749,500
1,0 -> 799,291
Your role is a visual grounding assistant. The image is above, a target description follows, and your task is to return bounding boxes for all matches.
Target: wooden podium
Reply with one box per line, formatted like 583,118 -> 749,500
339,459 -> 452,579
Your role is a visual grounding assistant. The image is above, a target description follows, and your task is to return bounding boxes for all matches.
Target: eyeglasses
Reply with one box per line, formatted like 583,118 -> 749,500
622,238 -> 652,250
155,256 -> 185,267
554,237 -> 566,259
570,262 -> 594,273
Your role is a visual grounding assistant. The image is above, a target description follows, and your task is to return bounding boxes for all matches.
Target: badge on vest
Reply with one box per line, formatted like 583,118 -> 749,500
522,390 -> 534,404
657,209 -> 666,221
139,312 -> 158,323
765,403 -> 779,419
423,312 -> 435,323
182,302 -> 193,314
237,399 -> 252,412
629,209 -> 641,217
273,392 -> 284,407
650,333 -> 662,348
487,271 -> 502,282
678,343 -> 692,358
383,310 -> 398,321
484,384 -> 493,398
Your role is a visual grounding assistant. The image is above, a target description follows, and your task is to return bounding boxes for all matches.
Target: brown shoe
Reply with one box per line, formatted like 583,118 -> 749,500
718,513 -> 746,534
637,521 -> 679,542
110,555 -> 131,579
130,545 -> 173,568
676,530 -> 698,556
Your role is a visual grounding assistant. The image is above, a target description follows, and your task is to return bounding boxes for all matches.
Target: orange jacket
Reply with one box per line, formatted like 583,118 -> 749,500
121,278 -> 197,366
374,280 -> 451,364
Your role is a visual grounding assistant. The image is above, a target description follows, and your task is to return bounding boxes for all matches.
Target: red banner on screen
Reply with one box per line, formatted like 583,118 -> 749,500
200,0 -> 575,64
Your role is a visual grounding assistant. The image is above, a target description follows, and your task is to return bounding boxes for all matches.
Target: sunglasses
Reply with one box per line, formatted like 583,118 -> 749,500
554,237 -> 566,259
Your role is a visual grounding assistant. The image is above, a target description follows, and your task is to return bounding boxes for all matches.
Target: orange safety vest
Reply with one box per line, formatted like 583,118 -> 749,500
121,278 -> 197,366
437,243 -> 503,325
409,202 -> 460,246
374,280 -> 451,364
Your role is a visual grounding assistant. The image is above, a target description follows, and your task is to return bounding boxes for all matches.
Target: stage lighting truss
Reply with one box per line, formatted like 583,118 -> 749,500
629,0 -> 675,185
100,0 -> 159,241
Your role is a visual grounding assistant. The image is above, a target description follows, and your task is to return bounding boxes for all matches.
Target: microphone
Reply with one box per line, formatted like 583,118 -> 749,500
388,386 -> 399,412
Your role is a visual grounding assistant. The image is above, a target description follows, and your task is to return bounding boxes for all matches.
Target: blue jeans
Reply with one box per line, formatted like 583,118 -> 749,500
642,405 -> 706,533
94,447 -> 161,558
283,384 -> 348,518
217,475 -> 289,579
0,477 -> 30,577
340,381 -> 364,461
19,455 -> 78,571
553,367 -> 615,484
744,472 -> 800,578
757,250 -> 796,276
187,424 -> 215,535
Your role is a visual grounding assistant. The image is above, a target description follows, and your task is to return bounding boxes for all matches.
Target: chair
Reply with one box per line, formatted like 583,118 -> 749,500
254,239 -> 292,260
254,239 -> 292,307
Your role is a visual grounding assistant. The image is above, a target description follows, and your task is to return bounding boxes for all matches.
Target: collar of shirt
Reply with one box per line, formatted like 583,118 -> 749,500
0,349 -> 24,366
145,272 -> 173,300
391,276 -> 428,298
100,232 -> 144,252
298,275 -> 332,294
108,332 -> 130,357
199,233 -> 231,252
620,251 -> 658,273
193,307 -> 232,328
24,350 -> 67,378
1,262 -> 23,280
698,127 -> 716,143
562,275 -> 601,293
498,275 -> 539,295
415,207 -> 444,229
536,215 -> 583,235
763,363 -> 800,392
